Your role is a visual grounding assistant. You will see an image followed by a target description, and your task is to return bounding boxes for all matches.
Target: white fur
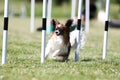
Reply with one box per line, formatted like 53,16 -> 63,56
70,30 -> 86,49
45,35 -> 69,59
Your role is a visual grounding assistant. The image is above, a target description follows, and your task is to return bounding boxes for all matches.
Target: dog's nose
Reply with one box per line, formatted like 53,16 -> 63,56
55,30 -> 60,36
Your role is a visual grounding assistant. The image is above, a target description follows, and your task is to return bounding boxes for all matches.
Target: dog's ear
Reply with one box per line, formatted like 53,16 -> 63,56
65,19 -> 73,28
51,19 -> 56,27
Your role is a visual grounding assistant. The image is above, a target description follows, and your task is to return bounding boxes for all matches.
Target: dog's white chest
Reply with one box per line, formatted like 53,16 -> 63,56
48,36 -> 64,49
45,36 -> 69,57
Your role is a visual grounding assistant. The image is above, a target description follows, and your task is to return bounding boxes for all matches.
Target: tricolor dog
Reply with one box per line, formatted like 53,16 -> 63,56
45,19 -> 73,62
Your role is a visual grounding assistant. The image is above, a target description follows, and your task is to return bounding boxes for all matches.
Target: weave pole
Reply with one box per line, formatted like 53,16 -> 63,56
71,0 -> 77,19
41,0 -> 47,63
30,0 -> 35,33
75,0 -> 83,61
102,0 -> 110,59
85,0 -> 90,33
2,0 -> 9,65
46,0 -> 52,33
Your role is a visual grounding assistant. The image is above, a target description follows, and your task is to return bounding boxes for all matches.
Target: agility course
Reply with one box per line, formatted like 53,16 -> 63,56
0,0 -> 120,80
41,0 -> 90,63
40,0 -> 110,63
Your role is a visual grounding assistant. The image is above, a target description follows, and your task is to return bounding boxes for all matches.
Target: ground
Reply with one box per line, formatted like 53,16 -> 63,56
0,17 -> 120,80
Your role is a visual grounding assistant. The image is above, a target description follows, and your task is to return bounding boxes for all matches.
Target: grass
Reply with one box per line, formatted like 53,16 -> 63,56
0,1 -> 120,80
0,17 -> 120,80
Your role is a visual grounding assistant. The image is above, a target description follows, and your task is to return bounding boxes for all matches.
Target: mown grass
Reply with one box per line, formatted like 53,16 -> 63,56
0,0 -> 120,80
0,17 -> 120,80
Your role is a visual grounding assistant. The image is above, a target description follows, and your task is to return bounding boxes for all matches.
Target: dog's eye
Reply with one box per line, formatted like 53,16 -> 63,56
56,27 -> 61,30
56,28 -> 64,31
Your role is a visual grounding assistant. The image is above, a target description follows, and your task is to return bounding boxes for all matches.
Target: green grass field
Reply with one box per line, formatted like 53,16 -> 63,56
0,17 -> 120,80
0,0 -> 120,80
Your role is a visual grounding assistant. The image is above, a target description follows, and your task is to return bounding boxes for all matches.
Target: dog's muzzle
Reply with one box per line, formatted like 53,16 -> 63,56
55,30 -> 61,36
55,28 -> 64,36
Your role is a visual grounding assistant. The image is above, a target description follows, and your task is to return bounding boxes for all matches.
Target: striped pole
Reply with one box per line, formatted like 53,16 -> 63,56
102,0 -> 110,59
75,0 -> 83,61
41,0 -> 47,63
30,0 -> 35,33
71,0 -> 77,19
85,0 -> 90,33
2,0 -> 9,65
46,0 -> 52,33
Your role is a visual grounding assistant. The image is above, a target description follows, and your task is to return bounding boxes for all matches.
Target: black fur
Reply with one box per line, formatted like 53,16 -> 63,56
65,19 -> 73,28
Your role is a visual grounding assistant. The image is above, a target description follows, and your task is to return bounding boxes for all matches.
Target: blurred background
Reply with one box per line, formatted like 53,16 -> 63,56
0,0 -> 119,19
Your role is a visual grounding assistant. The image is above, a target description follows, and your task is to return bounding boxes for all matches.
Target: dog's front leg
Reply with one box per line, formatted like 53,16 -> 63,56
51,49 -> 64,61
51,49 -> 60,58
66,44 -> 71,59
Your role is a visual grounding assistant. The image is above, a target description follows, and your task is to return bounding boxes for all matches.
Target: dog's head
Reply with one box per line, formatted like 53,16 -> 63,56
51,19 -> 73,36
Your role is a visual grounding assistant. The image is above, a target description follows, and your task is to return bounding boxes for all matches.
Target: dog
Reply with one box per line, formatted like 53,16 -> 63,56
45,19 -> 73,62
